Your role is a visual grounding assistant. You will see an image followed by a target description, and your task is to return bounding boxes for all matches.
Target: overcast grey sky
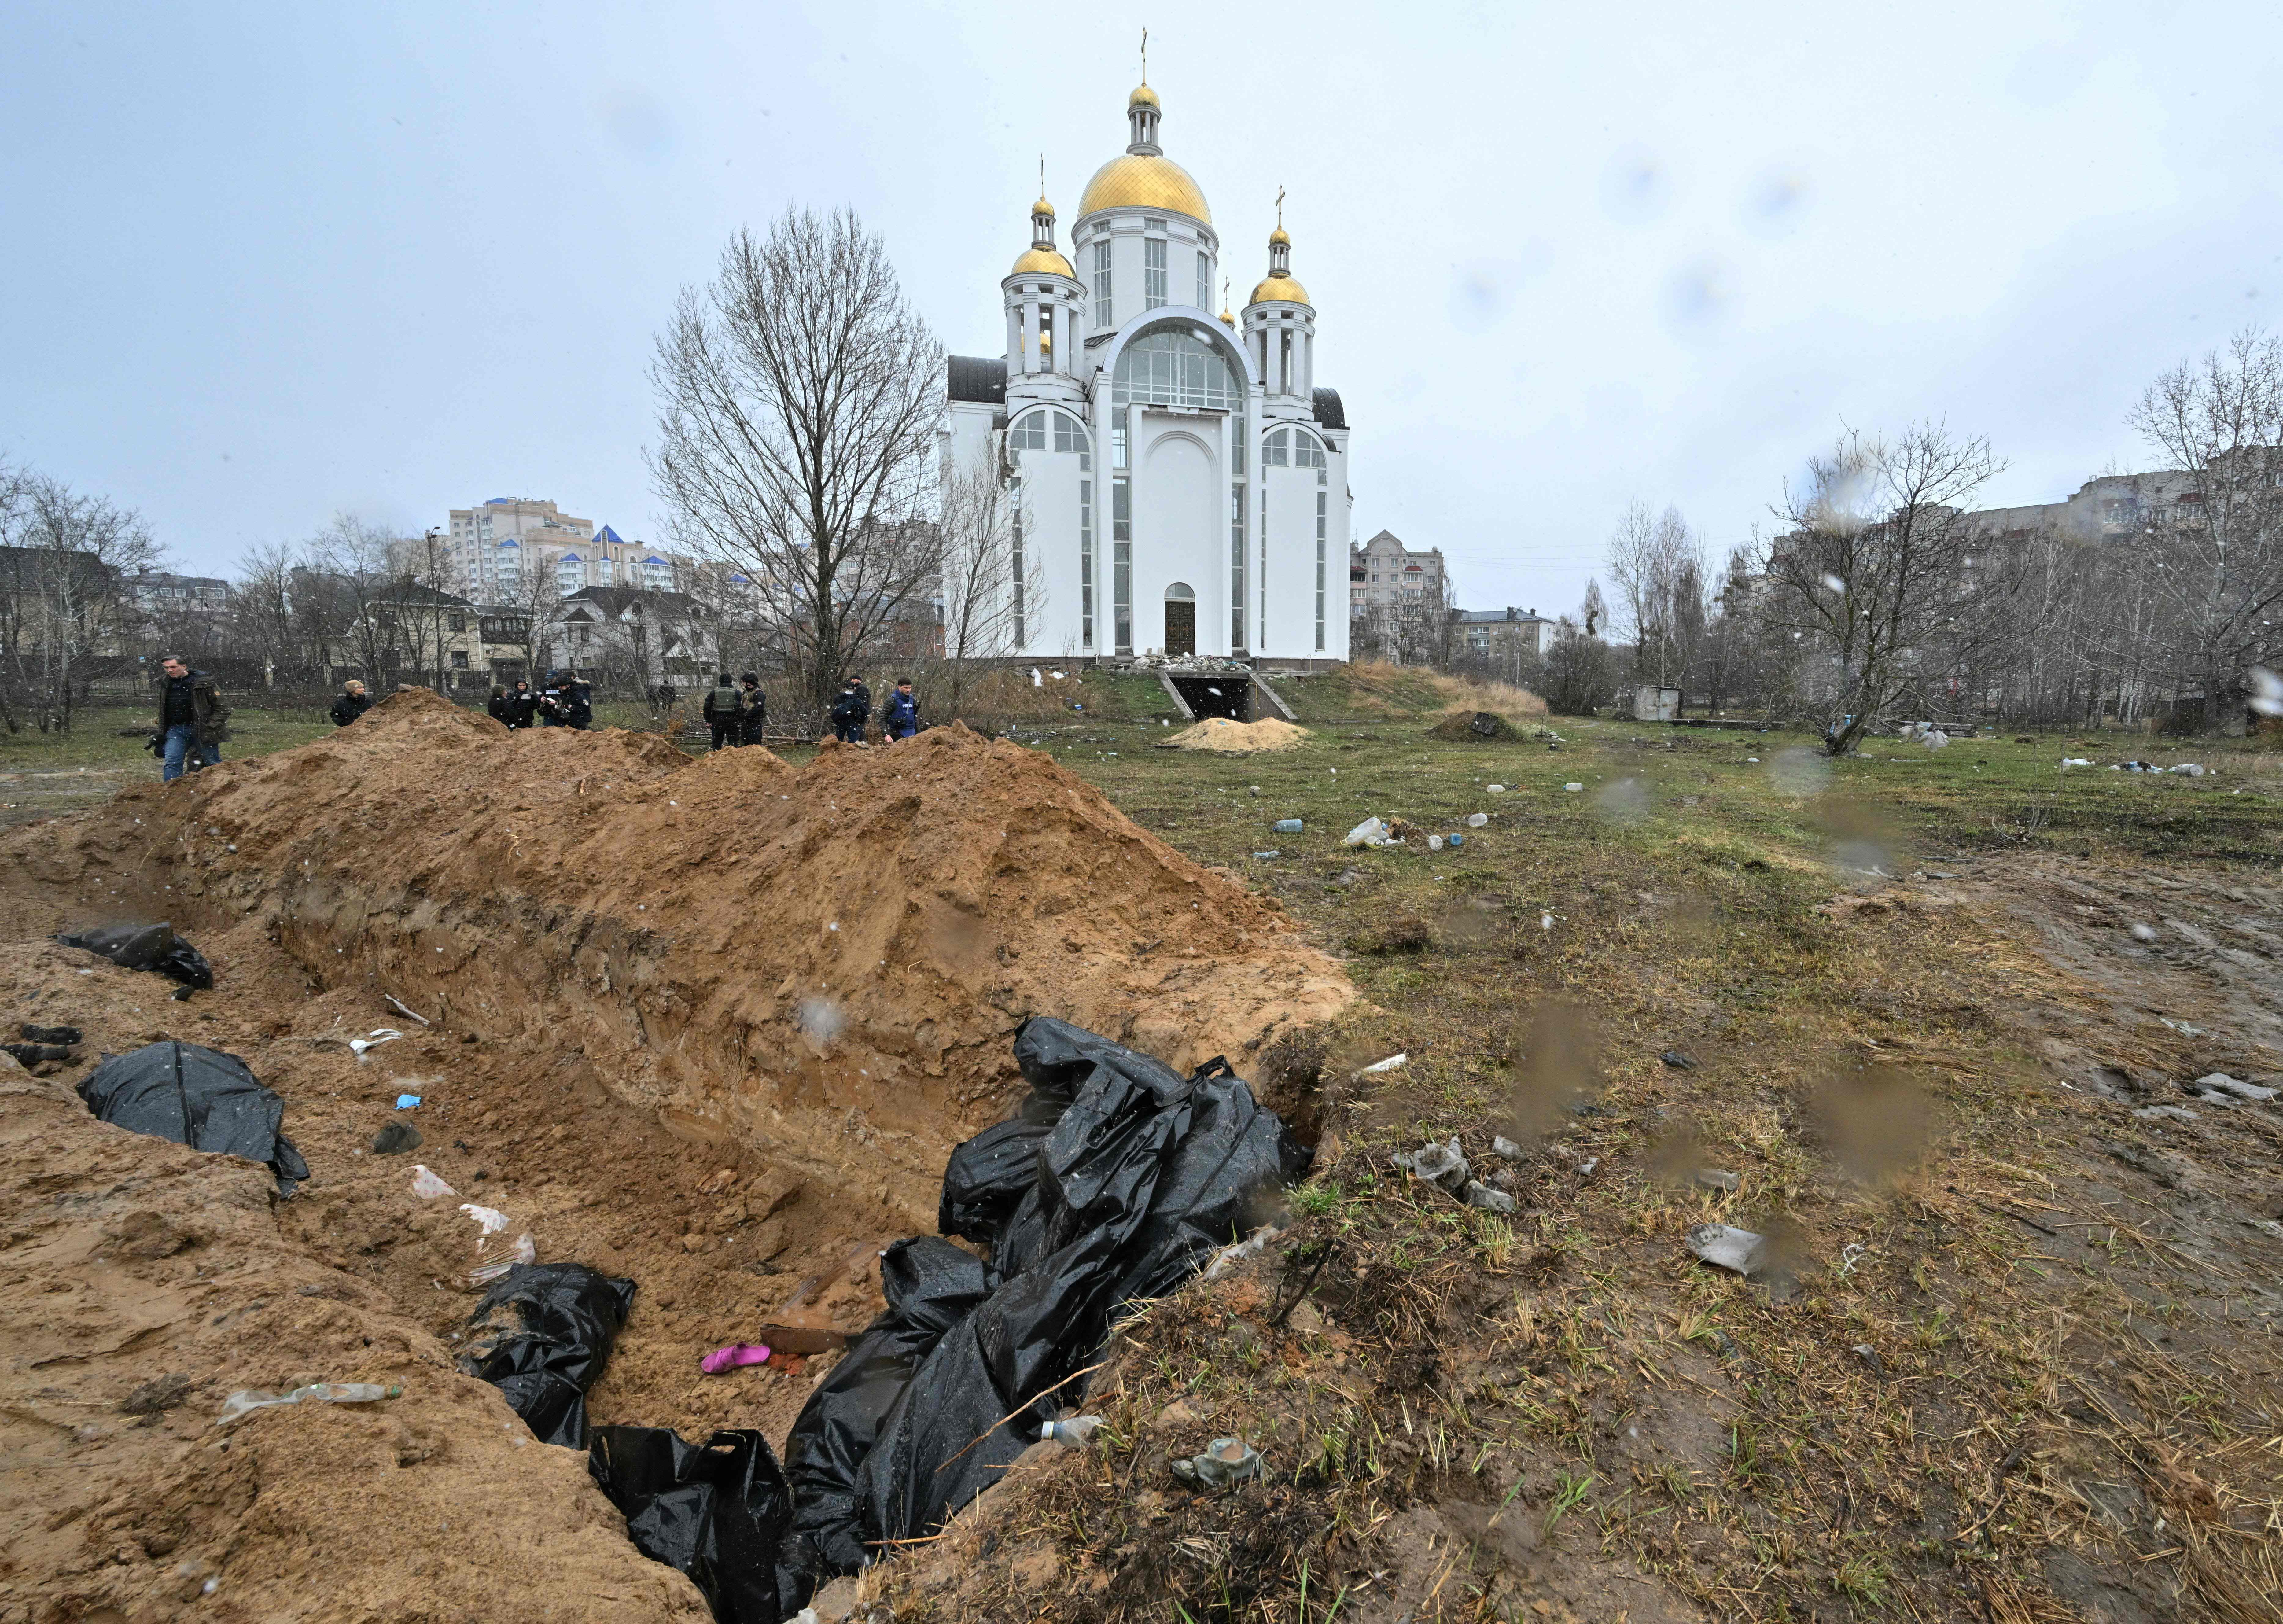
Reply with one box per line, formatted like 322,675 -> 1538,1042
5,2 -> 2278,616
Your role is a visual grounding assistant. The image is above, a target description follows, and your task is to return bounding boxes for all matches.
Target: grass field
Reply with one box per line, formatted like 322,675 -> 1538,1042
8,685 -> 2281,1619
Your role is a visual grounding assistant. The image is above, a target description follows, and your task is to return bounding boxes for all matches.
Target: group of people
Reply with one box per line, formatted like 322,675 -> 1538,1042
481,675 -> 593,731
701,673 -> 769,749
828,675 -> 920,746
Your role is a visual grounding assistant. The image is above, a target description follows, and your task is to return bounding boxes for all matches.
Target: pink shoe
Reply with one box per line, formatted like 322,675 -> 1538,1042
700,1343 -> 772,1375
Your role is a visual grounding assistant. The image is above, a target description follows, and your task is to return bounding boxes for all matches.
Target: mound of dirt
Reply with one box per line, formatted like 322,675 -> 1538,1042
3,689 -> 1351,1200
1428,709 -> 1517,741
1163,716 -> 1309,753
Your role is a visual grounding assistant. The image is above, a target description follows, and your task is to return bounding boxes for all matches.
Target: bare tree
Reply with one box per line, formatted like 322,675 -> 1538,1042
1540,582 -> 1615,715
649,209 -> 945,724
302,513 -> 402,685
1606,502 -> 1708,697
0,468 -> 160,732
2122,327 -> 2283,731
1758,422 -> 2006,756
933,441 -> 1032,722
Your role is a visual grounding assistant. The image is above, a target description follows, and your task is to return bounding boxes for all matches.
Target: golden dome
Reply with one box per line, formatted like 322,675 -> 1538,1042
1010,245 -> 1076,278
1077,153 -> 1211,223
1128,83 -> 1160,109
1218,307 -> 1236,328
1269,227 -> 1290,246
1033,194 -> 1055,218
1248,271 -> 1310,306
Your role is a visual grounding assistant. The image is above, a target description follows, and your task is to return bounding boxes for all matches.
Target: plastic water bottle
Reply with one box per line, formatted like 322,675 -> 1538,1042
1273,819 -> 1303,833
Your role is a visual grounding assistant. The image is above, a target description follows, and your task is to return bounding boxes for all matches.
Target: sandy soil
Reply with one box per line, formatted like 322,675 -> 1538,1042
1162,718 -> 1310,754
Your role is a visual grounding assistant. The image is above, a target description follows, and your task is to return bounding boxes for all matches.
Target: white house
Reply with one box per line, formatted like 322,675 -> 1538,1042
944,78 -> 1353,667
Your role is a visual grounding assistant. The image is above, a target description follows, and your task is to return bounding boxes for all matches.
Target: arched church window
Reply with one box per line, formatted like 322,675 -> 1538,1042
1264,427 -> 1288,466
1111,326 -> 1240,412
1010,411 -> 1048,451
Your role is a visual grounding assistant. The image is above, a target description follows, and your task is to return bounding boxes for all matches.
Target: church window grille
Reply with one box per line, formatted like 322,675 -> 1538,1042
1092,240 -> 1112,326
1010,411 -> 1047,450
1195,251 -> 1211,311
1111,328 -> 1239,412
1144,238 -> 1168,309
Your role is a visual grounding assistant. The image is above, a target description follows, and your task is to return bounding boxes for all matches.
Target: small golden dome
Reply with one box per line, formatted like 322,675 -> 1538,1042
1218,307 -> 1236,328
1269,227 -> 1290,246
1033,195 -> 1055,218
1010,245 -> 1077,278
1248,271 -> 1311,306
1129,83 -> 1160,109
1078,153 -> 1211,223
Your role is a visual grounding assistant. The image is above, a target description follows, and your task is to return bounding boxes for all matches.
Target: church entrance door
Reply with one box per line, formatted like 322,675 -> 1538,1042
1164,599 -> 1196,656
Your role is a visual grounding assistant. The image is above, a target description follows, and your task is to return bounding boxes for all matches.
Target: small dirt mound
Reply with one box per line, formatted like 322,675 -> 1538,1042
1164,717 -> 1309,754
1428,709 -> 1517,741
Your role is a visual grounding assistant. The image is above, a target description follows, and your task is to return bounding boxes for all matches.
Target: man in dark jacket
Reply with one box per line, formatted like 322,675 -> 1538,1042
738,674 -> 767,746
485,684 -> 511,724
882,677 -> 920,741
554,673 -> 592,729
505,679 -> 537,728
331,679 -> 372,728
155,656 -> 230,781
701,673 -> 745,750
827,679 -> 868,745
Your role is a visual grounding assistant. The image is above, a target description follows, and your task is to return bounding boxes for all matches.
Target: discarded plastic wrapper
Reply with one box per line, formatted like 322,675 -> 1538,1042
1273,819 -> 1303,833
1463,1181 -> 1516,1213
1486,783 -> 1508,794
384,994 -> 432,1026
1467,812 -> 1489,827
1359,1052 -> 1408,1075
701,1343 -> 773,1375
394,1093 -> 422,1110
589,1425 -> 794,1624
461,1203 -> 510,1235
467,1234 -> 536,1285
1490,1136 -> 1523,1159
77,1040 -> 308,1195
216,1381 -> 401,1426
1171,1436 -> 1262,1490
1397,1136 -> 1470,1195
1202,1226 -> 1279,1280
349,1029 -> 402,1057
1564,782 -> 1584,792
410,1164 -> 456,1199
1687,1223 -> 1765,1276
1343,816 -> 1388,847
1427,834 -> 1444,851
1251,850 -> 1280,860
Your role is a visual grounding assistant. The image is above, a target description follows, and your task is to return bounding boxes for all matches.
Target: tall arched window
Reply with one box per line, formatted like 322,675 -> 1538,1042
1008,408 -> 1093,650
1110,325 -> 1244,654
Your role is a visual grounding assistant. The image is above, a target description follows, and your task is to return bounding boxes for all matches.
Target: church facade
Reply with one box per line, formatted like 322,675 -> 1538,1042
944,81 -> 1352,665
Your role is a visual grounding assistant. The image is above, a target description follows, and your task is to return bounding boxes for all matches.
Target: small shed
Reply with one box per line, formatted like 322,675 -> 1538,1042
1631,686 -> 1681,722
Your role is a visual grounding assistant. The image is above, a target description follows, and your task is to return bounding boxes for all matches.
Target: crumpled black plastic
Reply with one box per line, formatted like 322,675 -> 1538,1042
77,1040 -> 308,1194
458,1263 -> 635,1448
784,1016 -> 1310,1588
773,1237 -> 991,1604
56,922 -> 215,989
589,1427 -> 794,1624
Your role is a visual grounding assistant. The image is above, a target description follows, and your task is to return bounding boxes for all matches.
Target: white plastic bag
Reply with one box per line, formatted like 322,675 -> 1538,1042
410,1165 -> 455,1199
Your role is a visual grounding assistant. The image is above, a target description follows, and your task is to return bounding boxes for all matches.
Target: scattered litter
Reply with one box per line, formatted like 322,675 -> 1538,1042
1486,783 -> 1507,794
459,1263 -> 636,1448
1040,1414 -> 1105,1446
78,1040 -> 308,1195
460,1203 -> 510,1235
1359,1052 -> 1408,1075
1250,850 -> 1281,860
2135,1105 -> 2200,1122
1851,1345 -> 1886,1377
1692,1169 -> 1740,1193
1577,1156 -> 1599,1178
589,1426 -> 791,1624
2060,757 -> 2093,768
467,1234 -> 536,1286
1490,1135 -> 1523,1159
1661,1050 -> 1697,1070
1171,1437 -> 1262,1491
384,994 -> 432,1026
349,1029 -> 403,1057
1922,729 -> 1950,750
1427,834 -> 1444,851
1686,1223 -> 1765,1276
700,1343 -> 774,1375
1467,812 -> 1489,827
55,921 -> 214,989
1463,1181 -> 1517,1213
1745,756 -> 1760,762
1395,1136 -> 1470,1195
215,1381 -> 401,1427
411,1165 -> 456,1199
2171,763 -> 2206,777
2160,1018 -> 2206,1038
394,1093 -> 422,1110
1563,782 -> 1584,792
1447,833 -> 1464,848
1203,1226 -> 1279,1280
1273,819 -> 1303,833
1541,911 -> 1556,932
370,1121 -> 422,1155
1344,816 -> 1389,847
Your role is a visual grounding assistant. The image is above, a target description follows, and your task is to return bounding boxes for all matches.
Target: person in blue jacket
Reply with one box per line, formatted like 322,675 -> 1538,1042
882,677 -> 920,741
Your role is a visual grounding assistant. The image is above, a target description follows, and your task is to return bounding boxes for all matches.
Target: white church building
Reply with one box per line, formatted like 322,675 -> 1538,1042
944,79 -> 1353,666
